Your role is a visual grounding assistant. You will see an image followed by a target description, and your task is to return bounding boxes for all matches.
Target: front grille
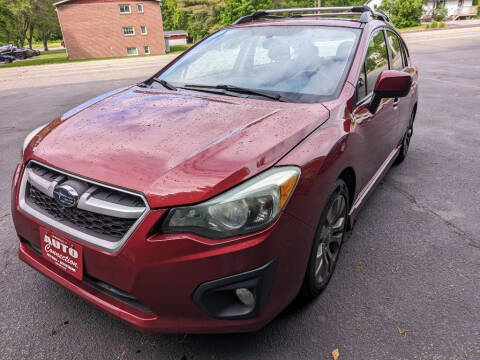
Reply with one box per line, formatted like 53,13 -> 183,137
28,186 -> 135,240
19,161 -> 148,252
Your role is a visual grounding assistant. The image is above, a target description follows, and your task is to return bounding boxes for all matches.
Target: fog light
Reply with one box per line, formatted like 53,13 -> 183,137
235,288 -> 255,306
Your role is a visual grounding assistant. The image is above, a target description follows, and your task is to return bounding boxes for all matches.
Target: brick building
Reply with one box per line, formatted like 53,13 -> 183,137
54,0 -> 165,60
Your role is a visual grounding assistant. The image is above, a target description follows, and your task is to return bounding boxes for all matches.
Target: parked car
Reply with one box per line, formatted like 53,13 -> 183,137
0,44 -> 40,60
0,54 -> 15,64
12,6 -> 418,333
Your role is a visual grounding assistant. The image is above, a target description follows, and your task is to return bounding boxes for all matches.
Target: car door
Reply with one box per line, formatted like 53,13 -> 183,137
385,29 -> 413,145
352,29 -> 400,189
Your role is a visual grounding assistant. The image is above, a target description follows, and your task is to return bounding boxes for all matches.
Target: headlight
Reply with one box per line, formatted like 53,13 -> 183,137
22,124 -> 48,157
162,166 -> 300,239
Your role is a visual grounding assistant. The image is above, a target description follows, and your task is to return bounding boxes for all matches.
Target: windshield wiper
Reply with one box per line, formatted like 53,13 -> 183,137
151,78 -> 177,91
182,84 -> 295,102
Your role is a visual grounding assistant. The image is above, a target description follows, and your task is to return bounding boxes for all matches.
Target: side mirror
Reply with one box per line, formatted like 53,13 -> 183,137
369,70 -> 412,113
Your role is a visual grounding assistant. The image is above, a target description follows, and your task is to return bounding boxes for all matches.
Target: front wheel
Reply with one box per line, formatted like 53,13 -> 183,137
395,110 -> 415,164
299,179 -> 349,300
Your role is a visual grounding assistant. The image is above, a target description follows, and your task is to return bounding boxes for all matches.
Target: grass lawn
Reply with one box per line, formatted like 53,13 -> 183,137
32,40 -> 63,50
0,45 -> 191,69
1,49 -> 69,68
399,22 -> 448,32
399,25 -> 429,32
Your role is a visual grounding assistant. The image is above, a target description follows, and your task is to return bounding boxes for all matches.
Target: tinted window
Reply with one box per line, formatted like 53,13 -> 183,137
158,26 -> 361,103
365,30 -> 389,94
386,31 -> 404,71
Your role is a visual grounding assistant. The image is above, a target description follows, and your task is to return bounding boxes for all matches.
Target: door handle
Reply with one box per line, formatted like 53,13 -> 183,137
393,98 -> 400,108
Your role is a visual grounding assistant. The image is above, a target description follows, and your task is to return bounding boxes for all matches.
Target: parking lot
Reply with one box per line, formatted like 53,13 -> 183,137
0,27 -> 479,359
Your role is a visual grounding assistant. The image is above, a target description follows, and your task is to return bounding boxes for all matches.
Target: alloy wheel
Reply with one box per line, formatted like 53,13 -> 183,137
314,194 -> 347,285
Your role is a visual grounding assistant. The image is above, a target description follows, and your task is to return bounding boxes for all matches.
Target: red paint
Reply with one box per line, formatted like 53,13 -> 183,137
13,17 -> 418,333
374,70 -> 412,95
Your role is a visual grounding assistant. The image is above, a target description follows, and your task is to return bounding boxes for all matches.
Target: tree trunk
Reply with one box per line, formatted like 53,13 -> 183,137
43,34 -> 49,51
28,22 -> 34,49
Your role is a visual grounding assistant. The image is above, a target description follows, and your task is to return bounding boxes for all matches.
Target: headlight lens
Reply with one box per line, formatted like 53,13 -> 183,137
22,123 -> 48,157
162,166 -> 300,239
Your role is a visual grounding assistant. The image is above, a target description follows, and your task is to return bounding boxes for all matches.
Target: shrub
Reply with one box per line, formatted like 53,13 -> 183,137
433,6 -> 448,21
378,0 -> 423,28
439,21 -> 446,27
169,44 -> 190,53
431,20 -> 438,28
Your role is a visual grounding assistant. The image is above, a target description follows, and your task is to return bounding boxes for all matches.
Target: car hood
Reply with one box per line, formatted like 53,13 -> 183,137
29,86 -> 329,208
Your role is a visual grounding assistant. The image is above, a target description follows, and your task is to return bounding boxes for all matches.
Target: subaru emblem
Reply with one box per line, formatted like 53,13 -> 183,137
53,184 -> 79,208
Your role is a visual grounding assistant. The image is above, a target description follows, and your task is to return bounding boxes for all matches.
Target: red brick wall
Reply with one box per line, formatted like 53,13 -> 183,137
56,0 -> 165,60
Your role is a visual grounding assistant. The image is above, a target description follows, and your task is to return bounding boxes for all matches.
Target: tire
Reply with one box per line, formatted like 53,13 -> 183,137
394,110 -> 415,165
299,179 -> 349,300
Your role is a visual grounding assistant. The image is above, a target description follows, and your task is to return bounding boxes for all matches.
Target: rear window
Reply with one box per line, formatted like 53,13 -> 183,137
158,26 -> 361,103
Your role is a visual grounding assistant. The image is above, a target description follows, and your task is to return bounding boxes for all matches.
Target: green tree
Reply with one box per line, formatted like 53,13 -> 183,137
177,0 -> 225,41
8,0 -> 35,47
322,0 -> 363,6
221,0 -> 273,26
0,0 -> 17,44
162,0 -> 189,31
34,0 -> 60,50
378,0 -> 423,28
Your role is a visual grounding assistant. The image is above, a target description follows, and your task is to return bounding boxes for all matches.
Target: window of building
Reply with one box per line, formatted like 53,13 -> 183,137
365,30 -> 389,95
127,47 -> 138,56
386,30 -> 404,71
119,4 -> 131,14
141,26 -> 147,35
144,46 -> 150,54
137,3 -> 144,13
123,27 -> 135,36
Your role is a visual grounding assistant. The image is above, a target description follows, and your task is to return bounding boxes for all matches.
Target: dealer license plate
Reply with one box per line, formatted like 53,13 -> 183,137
40,228 -> 83,280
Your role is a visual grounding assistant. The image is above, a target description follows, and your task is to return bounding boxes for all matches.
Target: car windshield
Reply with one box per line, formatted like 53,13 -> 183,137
156,25 -> 360,103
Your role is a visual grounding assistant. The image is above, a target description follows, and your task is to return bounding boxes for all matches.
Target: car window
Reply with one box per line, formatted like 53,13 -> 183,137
183,33 -> 244,81
386,30 -> 404,71
158,26 -> 361,103
356,62 -> 367,102
400,41 -> 409,67
365,30 -> 389,94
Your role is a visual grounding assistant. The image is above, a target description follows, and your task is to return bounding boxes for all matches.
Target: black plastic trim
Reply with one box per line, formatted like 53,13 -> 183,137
192,259 -> 278,320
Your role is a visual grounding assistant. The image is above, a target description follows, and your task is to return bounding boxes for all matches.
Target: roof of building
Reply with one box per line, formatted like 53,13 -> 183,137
53,0 -> 160,7
164,30 -> 188,37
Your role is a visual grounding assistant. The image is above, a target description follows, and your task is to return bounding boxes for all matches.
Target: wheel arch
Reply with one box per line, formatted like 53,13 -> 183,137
338,167 -> 356,210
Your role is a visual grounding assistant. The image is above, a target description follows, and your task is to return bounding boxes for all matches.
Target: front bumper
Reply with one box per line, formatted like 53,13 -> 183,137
12,164 -> 315,333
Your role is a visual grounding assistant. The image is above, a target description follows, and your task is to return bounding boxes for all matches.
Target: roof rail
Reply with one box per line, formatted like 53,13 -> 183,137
232,6 -> 392,25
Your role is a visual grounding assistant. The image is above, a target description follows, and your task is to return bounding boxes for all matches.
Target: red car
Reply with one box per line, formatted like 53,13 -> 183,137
12,6 -> 418,333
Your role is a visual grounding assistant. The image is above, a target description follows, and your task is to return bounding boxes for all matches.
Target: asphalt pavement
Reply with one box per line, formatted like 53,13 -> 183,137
0,27 -> 479,360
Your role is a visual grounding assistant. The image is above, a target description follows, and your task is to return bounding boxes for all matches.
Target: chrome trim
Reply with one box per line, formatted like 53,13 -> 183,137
19,160 -> 150,253
77,186 -> 145,219
26,167 -> 64,198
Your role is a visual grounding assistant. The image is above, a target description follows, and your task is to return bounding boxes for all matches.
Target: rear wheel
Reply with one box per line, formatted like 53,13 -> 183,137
299,179 -> 349,300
